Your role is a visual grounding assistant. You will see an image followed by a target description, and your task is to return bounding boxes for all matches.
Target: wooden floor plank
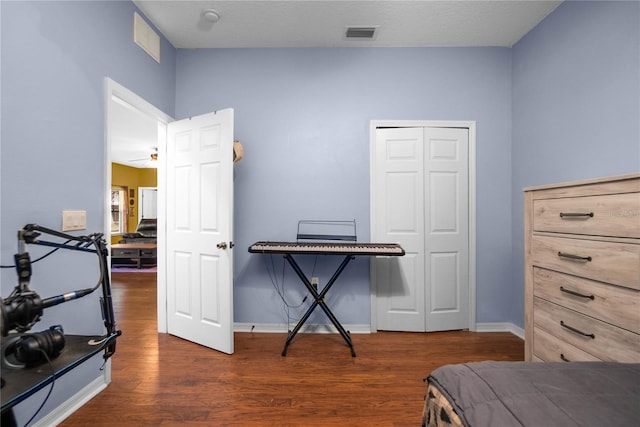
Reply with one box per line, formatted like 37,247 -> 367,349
60,272 -> 523,426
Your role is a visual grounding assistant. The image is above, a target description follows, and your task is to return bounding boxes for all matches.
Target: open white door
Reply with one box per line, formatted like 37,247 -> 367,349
166,109 -> 234,354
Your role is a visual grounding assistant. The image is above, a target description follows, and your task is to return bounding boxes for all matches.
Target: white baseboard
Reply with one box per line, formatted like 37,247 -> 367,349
475,322 -> 524,340
31,373 -> 108,427
234,322 -> 371,334
235,322 -> 524,339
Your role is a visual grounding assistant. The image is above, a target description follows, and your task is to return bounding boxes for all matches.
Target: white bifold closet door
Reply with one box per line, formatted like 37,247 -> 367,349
373,126 -> 469,332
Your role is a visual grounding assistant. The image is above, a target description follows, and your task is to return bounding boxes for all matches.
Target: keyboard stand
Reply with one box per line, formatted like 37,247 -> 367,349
282,253 -> 357,357
249,230 -> 404,357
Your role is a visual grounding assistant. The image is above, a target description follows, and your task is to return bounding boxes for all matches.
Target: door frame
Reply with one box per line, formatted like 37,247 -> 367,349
104,78 -> 173,334
369,120 -> 477,332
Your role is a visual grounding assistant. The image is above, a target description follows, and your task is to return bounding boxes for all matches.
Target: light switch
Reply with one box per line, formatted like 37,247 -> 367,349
62,210 -> 87,231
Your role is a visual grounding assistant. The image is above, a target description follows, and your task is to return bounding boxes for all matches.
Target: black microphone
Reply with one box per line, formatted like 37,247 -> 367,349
41,288 -> 94,309
0,293 -> 43,336
1,288 -> 94,336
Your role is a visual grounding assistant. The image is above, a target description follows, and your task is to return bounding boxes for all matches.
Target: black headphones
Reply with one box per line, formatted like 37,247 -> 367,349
2,325 -> 65,369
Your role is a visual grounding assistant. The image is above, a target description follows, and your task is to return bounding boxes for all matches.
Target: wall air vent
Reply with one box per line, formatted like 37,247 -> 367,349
134,12 -> 161,63
345,27 -> 378,40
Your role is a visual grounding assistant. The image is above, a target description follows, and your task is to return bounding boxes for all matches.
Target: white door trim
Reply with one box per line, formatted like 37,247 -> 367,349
369,120 -> 476,332
104,78 -> 173,334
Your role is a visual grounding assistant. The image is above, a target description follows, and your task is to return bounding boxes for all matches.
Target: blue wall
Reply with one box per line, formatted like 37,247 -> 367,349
0,1 -> 175,424
175,47 -> 513,327
510,1 -> 640,326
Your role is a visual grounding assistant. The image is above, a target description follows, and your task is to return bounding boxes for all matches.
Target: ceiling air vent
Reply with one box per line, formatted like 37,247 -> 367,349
345,26 -> 377,40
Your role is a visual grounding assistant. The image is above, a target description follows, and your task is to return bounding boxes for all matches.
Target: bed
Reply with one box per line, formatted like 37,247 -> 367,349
422,361 -> 640,427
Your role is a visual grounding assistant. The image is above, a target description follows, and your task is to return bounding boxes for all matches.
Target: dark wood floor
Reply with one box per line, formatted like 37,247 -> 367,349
61,272 -> 523,426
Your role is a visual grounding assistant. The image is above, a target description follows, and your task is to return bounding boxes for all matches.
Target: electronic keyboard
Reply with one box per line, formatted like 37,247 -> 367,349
248,241 -> 405,256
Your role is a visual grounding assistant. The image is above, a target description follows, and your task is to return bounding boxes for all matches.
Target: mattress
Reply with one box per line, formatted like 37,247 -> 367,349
423,361 -> 640,427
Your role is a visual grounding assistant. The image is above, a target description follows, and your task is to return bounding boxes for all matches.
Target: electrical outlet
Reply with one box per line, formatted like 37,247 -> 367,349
311,277 -> 319,291
62,210 -> 87,231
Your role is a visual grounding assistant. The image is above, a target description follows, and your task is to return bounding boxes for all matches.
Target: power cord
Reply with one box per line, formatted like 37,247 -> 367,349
0,241 -> 72,268
262,254 -> 310,331
23,349 -> 55,427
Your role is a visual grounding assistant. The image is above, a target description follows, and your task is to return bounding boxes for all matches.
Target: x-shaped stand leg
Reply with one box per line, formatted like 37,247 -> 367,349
281,254 -> 356,357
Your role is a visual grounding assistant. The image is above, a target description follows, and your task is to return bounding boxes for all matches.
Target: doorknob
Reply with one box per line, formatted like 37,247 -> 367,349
217,242 -> 227,250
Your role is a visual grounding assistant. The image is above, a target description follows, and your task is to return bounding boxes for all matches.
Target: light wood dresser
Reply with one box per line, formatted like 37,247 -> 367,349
524,173 -> 640,362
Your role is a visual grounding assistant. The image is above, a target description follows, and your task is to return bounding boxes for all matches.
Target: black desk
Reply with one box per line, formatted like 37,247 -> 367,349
249,241 -> 405,357
1,333 -> 120,423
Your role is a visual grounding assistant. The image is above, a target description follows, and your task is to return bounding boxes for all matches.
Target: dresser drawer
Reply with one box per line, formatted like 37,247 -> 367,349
533,193 -> 640,238
112,248 -> 138,257
534,298 -> 640,362
140,248 -> 156,257
533,326 -> 600,362
531,235 -> 640,289
533,267 -> 640,333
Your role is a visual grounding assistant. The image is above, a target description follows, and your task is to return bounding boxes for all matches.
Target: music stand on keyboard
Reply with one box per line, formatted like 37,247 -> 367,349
296,219 -> 357,243
249,220 -> 404,357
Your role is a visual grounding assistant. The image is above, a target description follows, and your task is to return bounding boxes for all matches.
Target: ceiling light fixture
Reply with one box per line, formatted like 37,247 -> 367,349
201,9 -> 221,24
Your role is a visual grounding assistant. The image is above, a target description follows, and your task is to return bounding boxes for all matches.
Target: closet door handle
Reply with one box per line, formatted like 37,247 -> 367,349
560,320 -> 595,339
560,286 -> 595,300
558,251 -> 592,262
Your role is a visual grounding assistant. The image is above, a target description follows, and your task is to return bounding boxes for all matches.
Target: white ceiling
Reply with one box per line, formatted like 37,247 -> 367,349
114,0 -> 562,168
132,0 -> 563,48
110,95 -> 159,168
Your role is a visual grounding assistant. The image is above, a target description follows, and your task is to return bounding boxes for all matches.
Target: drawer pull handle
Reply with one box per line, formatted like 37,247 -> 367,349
560,286 -> 595,300
560,320 -> 595,339
559,212 -> 594,218
558,251 -> 592,262
560,353 -> 571,362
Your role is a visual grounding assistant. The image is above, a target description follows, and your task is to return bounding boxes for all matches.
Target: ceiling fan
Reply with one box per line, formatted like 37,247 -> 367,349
128,148 -> 158,168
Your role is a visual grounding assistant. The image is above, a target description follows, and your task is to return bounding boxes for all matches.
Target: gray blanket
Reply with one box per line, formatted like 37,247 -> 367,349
427,361 -> 640,427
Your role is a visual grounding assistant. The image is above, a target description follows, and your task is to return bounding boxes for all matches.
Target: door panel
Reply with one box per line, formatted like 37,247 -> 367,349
201,255 -> 220,322
166,109 -> 234,354
430,252 -> 459,311
424,127 -> 469,331
388,172 -> 420,232
374,128 -> 425,331
174,252 -> 192,315
375,253 -> 425,332
430,172 -> 459,233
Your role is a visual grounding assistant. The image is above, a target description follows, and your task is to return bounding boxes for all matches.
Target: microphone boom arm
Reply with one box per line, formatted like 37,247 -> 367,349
1,224 -> 120,360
